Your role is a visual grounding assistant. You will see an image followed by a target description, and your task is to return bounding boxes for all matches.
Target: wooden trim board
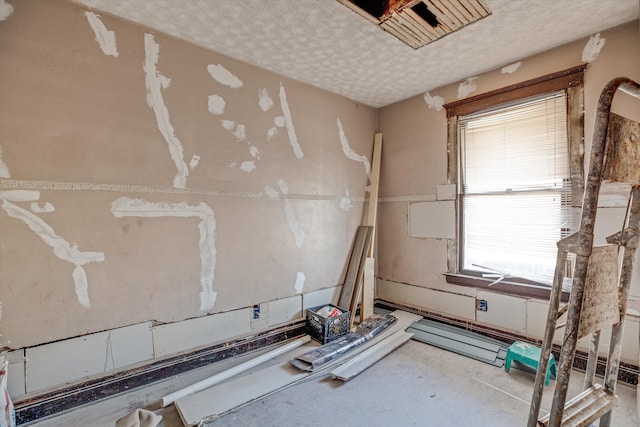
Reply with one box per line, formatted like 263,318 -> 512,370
161,336 -> 310,407
338,226 -> 373,324
365,133 -> 382,250
347,228 -> 373,326
361,133 -> 383,321
175,342 -> 317,426
330,330 -> 413,381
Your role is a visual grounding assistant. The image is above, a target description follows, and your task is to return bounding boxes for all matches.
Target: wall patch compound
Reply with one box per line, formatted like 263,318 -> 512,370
339,190 -> 353,212
240,160 -> 256,173
111,197 -> 217,311
0,190 -> 105,308
423,92 -> 445,111
337,118 -> 371,178
294,271 -> 305,294
208,95 -> 226,115
0,145 -> 10,178
0,0 -> 13,21
144,34 -> 189,189
221,120 -> 247,141
258,88 -> 274,112
207,64 -> 243,89
189,155 -> 200,170
582,33 -> 606,63
457,77 -> 478,99
279,83 -> 303,159
30,202 -> 55,213
84,12 -> 119,57
501,61 -> 522,74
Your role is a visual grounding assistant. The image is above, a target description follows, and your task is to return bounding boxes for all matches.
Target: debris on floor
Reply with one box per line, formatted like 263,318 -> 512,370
291,312 -> 396,371
172,310 -> 420,426
115,408 -> 162,427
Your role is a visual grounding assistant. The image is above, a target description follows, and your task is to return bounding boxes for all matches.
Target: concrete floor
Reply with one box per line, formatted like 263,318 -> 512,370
29,339 -> 638,427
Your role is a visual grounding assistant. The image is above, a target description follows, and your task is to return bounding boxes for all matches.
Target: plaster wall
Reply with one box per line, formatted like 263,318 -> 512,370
377,21 -> 640,362
0,0 -> 375,394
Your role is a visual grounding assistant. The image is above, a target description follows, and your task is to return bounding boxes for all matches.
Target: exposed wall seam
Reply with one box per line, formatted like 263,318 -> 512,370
0,180 -> 367,202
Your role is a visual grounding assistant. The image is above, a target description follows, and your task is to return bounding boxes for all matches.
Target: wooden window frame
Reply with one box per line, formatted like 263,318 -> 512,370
444,64 -> 586,301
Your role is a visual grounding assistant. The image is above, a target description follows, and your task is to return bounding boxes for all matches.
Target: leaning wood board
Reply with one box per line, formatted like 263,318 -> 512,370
361,133 -> 383,321
338,225 -> 373,324
347,227 -> 373,325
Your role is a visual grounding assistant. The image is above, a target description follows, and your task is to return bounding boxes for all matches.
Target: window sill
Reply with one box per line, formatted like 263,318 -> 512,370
445,273 -> 570,303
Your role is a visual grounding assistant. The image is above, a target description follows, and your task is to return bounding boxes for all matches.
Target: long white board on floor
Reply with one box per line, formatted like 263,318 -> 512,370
330,330 -> 413,381
175,343 -> 315,426
175,310 -> 422,426
162,335 -> 310,407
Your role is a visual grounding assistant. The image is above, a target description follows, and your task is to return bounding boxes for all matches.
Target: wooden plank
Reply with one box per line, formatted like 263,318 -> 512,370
567,85 -> 585,207
161,336 -> 310,407
423,0 -> 455,33
460,0 -> 488,18
394,13 -> 430,45
403,9 -> 440,40
380,18 -> 422,48
337,225 -> 373,312
366,135 -> 382,232
176,364 -> 309,426
429,0 -> 465,28
335,0 -> 380,24
603,113 -> 640,186
449,0 -> 475,22
330,331 -> 413,381
361,258 -> 376,322
175,343 -> 316,426
360,133 -> 383,321
348,227 -> 373,326
578,245 -> 620,338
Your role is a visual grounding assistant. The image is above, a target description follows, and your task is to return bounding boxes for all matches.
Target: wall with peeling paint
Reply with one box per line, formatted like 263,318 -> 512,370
377,21 -> 640,362
0,0 -> 376,361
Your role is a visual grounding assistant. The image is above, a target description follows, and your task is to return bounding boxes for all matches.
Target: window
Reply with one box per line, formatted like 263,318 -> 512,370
460,92 -> 571,279
445,66 -> 585,299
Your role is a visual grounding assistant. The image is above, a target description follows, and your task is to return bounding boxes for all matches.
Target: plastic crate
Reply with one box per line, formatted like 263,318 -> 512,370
305,304 -> 350,344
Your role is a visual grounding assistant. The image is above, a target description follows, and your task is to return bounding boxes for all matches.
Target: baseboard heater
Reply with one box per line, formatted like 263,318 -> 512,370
14,321 -> 306,426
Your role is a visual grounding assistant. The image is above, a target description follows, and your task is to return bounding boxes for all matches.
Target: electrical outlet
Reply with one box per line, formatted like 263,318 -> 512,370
252,304 -> 261,319
476,299 -> 488,312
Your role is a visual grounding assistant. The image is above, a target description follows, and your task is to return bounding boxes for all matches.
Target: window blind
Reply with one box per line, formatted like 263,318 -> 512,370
459,91 -> 571,280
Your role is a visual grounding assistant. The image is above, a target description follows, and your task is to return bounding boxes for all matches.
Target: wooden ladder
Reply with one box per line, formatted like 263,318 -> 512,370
527,77 -> 640,427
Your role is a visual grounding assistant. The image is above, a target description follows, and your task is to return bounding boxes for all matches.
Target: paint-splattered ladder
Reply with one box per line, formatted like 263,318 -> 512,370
527,77 -> 640,427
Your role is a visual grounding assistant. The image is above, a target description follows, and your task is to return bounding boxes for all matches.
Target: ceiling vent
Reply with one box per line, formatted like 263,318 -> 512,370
338,0 -> 492,49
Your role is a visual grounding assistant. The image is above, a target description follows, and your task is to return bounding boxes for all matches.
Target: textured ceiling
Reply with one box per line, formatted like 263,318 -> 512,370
76,0 -> 639,108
